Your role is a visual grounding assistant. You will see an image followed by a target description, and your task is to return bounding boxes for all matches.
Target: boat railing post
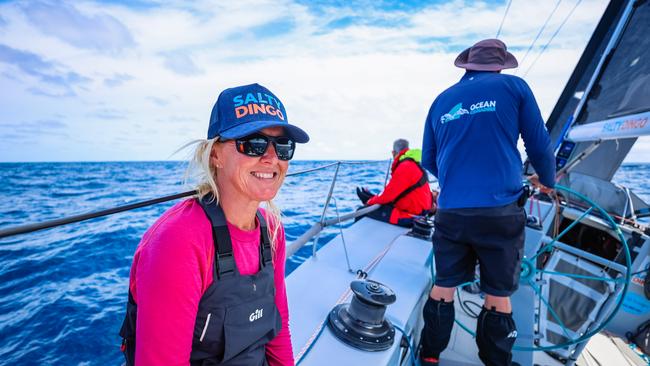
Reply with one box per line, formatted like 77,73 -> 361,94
383,158 -> 391,188
332,197 -> 353,272
312,162 -> 341,258
284,160 -> 383,259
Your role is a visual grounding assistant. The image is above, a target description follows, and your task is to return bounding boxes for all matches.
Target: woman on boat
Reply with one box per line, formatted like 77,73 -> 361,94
119,83 -> 309,365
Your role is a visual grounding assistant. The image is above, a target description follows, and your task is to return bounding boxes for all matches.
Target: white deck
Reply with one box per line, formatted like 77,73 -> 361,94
286,218 -> 432,365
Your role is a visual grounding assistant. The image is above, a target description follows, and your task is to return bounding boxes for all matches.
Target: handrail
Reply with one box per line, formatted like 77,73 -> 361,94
0,160 -> 385,240
312,162 -> 342,258
286,204 -> 381,258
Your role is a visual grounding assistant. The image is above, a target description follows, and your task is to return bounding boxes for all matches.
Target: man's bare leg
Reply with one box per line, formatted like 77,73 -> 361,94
430,285 -> 455,301
484,294 -> 511,313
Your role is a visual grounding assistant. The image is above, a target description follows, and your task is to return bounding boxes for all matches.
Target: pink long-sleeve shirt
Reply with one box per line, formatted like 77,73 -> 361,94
129,199 -> 293,365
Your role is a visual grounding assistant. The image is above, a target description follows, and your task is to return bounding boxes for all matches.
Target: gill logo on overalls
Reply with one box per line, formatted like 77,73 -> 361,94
249,308 -> 264,322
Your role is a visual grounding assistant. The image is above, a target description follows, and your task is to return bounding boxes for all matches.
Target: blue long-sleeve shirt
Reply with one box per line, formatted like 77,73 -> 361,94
422,71 -> 555,209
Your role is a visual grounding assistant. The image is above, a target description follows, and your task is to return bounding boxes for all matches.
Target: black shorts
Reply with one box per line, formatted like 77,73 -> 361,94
432,203 -> 526,297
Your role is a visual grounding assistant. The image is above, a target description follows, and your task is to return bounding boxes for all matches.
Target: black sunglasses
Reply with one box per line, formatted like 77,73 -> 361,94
232,133 -> 296,161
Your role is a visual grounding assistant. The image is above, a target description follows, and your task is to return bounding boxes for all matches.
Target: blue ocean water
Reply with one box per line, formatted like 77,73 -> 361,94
0,161 -> 648,365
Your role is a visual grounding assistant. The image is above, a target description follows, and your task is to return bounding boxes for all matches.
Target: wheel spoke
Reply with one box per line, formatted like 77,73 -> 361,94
528,279 -> 572,339
529,207 -> 594,261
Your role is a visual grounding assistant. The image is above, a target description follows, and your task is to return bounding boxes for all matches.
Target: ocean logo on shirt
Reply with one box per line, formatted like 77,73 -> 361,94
233,92 -> 285,120
440,100 -> 497,124
470,100 -> 497,114
440,103 -> 469,124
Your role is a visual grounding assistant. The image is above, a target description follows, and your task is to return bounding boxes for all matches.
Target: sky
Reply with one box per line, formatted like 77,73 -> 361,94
0,0 -> 647,162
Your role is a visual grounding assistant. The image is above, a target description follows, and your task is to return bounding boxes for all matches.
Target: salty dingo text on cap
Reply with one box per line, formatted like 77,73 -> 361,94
233,93 -> 284,120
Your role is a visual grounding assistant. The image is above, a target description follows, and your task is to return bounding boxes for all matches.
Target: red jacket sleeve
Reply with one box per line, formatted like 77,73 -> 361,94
367,161 -> 422,205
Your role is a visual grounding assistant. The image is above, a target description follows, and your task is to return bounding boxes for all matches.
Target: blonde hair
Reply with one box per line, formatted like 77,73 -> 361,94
185,137 -> 283,256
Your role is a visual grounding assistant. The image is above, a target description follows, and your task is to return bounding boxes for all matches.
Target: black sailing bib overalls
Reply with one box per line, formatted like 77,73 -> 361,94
120,195 -> 282,365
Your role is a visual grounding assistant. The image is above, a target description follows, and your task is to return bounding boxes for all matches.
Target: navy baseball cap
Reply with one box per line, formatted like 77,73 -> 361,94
207,83 -> 309,143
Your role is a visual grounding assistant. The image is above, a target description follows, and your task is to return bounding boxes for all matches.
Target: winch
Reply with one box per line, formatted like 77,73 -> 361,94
327,279 -> 397,351
409,215 -> 435,240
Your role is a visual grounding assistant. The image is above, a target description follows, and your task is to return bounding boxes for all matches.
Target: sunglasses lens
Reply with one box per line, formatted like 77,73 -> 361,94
235,134 -> 295,160
245,137 -> 269,156
274,137 -> 295,161
236,135 -> 269,157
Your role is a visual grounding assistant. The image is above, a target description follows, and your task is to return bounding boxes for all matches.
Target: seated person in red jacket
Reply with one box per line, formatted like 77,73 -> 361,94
356,139 -> 434,227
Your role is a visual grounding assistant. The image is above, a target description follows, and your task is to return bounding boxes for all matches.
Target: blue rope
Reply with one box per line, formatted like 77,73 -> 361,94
393,323 -> 417,366
454,318 -> 477,337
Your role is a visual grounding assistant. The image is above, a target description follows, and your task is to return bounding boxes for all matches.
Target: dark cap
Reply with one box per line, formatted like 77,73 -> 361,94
454,39 -> 518,71
207,83 -> 309,143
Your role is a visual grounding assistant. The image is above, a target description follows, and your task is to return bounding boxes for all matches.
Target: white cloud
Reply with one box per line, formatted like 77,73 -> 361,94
104,73 -> 134,87
161,51 -> 203,76
21,1 -> 135,53
1,0 -> 647,164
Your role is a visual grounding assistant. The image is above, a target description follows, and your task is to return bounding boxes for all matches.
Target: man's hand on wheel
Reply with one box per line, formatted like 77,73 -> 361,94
527,174 -> 554,195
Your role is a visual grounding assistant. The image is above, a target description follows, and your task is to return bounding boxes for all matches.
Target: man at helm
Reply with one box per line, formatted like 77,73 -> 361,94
419,39 -> 555,366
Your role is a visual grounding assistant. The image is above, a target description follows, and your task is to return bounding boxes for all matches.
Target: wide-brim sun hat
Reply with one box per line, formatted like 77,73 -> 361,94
207,83 -> 309,143
454,39 -> 518,72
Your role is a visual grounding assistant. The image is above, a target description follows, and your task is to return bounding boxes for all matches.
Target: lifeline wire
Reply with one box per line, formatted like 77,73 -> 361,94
522,0 -> 583,78
495,0 -> 513,38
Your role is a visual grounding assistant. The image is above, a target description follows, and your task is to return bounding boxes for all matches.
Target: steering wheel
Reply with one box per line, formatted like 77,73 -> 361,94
452,184 -> 632,353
